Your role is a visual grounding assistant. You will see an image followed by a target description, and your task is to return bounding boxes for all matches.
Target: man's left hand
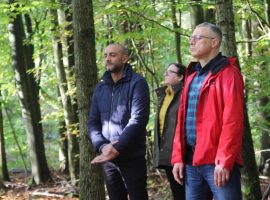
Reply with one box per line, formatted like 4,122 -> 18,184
214,164 -> 230,187
91,142 -> 119,164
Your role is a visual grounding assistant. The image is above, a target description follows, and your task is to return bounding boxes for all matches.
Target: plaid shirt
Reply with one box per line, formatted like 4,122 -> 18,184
185,64 -> 210,146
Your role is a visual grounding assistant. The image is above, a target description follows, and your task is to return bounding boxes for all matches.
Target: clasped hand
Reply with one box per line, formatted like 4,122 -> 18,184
91,141 -> 119,164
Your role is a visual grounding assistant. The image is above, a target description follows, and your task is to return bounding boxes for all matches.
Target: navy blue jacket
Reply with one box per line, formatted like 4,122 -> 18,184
88,64 -> 150,160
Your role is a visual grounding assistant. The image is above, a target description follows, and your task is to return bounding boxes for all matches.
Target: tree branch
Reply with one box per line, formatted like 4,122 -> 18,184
121,6 -> 190,37
246,0 -> 270,29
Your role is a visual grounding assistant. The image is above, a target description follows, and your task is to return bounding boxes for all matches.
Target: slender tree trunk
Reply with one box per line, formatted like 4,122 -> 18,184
251,11 -> 270,177
170,0 -> 182,63
265,0 -> 270,24
58,120 -> 69,174
7,2 -> 50,185
0,91 -> 10,183
49,3 -> 79,184
190,0 -> 204,29
258,97 -> 270,176
72,0 -> 105,199
4,106 -> 28,174
204,0 -> 215,24
58,0 -> 76,103
57,0 -> 75,174
242,19 -> 252,57
216,1 -> 262,199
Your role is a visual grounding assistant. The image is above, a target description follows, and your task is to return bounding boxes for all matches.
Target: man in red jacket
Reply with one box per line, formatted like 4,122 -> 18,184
172,22 -> 244,200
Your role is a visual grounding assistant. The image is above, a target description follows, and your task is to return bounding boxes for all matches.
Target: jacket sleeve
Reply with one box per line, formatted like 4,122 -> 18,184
113,77 -> 150,154
88,84 -> 110,153
215,66 -> 244,170
171,91 -> 185,165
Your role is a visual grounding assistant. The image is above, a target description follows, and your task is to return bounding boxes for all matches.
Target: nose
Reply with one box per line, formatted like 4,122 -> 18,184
189,39 -> 195,45
105,55 -> 110,62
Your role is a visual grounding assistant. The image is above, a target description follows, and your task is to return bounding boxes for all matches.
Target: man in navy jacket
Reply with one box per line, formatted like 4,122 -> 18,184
88,43 -> 150,200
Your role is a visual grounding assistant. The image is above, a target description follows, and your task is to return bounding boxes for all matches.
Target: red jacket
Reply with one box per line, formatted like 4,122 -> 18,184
171,56 -> 244,171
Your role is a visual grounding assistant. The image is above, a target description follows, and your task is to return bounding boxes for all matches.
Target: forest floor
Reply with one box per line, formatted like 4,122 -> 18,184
0,169 -> 269,200
0,169 -> 172,200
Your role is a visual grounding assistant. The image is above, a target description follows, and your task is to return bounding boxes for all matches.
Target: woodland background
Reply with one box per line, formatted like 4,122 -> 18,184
0,0 -> 269,199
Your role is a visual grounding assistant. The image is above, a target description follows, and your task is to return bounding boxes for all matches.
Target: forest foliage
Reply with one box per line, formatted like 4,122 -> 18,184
0,0 -> 269,198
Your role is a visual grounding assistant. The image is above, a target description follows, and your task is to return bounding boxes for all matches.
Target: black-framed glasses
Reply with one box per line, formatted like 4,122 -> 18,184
189,35 -> 215,43
164,70 -> 179,76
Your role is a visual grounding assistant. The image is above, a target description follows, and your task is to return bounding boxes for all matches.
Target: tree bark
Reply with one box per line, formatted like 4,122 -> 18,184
7,2 -> 51,184
190,0 -> 204,29
204,0 -> 215,24
250,6 -> 270,177
72,0 -> 105,199
170,0 -> 182,63
58,119 -> 69,174
216,0 -> 262,199
265,0 -> 270,24
49,3 -> 79,185
0,91 -> 10,183
57,0 -> 75,174
258,96 -> 270,176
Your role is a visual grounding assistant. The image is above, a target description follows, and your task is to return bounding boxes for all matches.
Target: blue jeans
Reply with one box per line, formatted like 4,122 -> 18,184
102,157 -> 148,200
185,164 -> 242,200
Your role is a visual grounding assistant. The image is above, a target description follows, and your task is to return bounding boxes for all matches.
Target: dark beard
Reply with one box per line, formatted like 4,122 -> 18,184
106,63 -> 124,73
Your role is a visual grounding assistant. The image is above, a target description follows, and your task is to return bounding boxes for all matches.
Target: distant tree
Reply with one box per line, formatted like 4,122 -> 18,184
190,0 -> 204,29
7,0 -> 51,184
170,0 -> 182,63
0,90 -> 10,184
57,0 -> 76,174
49,0 -> 79,185
204,0 -> 215,24
72,0 -> 105,198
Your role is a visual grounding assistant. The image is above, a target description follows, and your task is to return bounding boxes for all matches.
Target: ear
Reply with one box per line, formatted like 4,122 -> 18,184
177,75 -> 184,82
212,38 -> 220,48
122,55 -> 129,63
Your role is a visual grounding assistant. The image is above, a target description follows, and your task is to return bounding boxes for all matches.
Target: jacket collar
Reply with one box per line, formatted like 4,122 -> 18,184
187,52 -> 229,76
155,82 -> 184,97
102,63 -> 133,84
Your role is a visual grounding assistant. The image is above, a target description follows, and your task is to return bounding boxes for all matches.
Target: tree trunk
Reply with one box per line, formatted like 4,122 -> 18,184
72,0 -> 105,199
170,0 -> 182,63
258,97 -> 270,176
190,0 -> 204,29
204,0 -> 215,24
216,1 -> 262,199
242,19 -> 252,57
58,0 -> 76,103
7,2 -> 51,184
265,0 -> 270,24
0,91 -> 10,183
58,120 -> 69,174
215,1 -> 237,57
49,3 -> 79,185
57,0 -> 76,174
251,8 -> 270,177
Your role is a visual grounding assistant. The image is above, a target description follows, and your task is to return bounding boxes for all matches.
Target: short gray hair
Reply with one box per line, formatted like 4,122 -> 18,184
196,22 -> 222,42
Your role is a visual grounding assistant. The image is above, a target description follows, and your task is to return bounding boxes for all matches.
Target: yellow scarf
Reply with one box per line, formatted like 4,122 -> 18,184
159,86 -> 175,135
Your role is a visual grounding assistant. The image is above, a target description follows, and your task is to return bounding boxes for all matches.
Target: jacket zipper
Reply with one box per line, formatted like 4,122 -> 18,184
109,85 -> 115,140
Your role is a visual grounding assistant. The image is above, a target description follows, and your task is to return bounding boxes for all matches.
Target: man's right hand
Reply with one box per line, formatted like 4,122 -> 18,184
172,162 -> 184,185
91,141 -> 119,164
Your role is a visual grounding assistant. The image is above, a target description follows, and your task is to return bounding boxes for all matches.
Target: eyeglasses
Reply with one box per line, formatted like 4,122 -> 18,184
164,70 -> 179,76
189,35 -> 215,43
